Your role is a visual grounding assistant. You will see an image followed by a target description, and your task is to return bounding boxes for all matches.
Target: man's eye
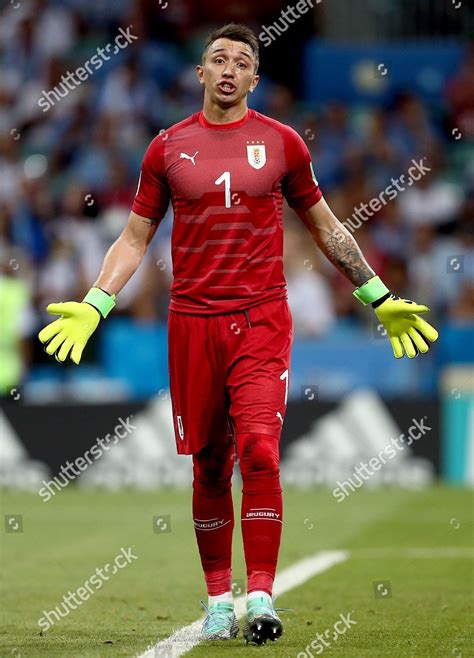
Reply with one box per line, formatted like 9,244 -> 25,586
238,63 -> 247,69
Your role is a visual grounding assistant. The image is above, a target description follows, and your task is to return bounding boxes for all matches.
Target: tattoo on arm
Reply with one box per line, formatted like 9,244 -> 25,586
323,230 -> 374,287
140,216 -> 160,226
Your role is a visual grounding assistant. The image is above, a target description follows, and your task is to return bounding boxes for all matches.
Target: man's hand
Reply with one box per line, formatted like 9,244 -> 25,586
37,210 -> 156,365
38,287 -> 116,364
353,276 -> 439,359
373,294 -> 439,359
38,302 -> 101,365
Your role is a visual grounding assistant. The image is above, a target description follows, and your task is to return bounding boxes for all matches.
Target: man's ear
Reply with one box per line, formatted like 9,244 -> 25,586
249,75 -> 260,94
196,65 -> 205,85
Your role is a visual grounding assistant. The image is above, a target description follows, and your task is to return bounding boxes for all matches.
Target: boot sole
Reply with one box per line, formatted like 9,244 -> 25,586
243,616 -> 283,645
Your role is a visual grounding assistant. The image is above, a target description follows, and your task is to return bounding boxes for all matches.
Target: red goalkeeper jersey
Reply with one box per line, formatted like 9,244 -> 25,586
132,109 -> 322,314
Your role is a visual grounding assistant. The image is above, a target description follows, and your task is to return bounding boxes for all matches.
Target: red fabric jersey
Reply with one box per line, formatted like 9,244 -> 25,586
132,109 -> 322,314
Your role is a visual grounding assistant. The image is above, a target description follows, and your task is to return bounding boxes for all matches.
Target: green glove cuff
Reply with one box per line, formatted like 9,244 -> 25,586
353,275 -> 389,306
83,287 -> 116,318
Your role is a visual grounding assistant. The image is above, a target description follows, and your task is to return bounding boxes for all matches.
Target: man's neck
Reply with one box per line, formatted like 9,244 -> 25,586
202,98 -> 249,125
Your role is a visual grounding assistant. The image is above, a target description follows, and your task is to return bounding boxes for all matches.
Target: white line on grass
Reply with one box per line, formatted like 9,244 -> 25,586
137,549 -> 349,658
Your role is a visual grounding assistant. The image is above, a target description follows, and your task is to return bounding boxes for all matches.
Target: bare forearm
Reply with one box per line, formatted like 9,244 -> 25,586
94,236 -> 145,295
93,211 -> 158,295
320,225 -> 375,287
301,198 -> 375,287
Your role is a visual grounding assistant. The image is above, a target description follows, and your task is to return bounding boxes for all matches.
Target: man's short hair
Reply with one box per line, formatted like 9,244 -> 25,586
203,23 -> 260,73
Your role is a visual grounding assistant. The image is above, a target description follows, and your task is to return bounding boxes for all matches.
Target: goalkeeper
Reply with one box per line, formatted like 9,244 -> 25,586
38,22 -> 438,648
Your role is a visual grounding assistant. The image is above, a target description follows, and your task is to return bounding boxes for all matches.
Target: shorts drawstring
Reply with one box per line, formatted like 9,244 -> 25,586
243,310 -> 252,328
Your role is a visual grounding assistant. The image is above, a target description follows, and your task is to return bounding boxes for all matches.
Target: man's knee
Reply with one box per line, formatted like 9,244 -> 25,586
237,433 -> 280,480
192,441 -> 234,495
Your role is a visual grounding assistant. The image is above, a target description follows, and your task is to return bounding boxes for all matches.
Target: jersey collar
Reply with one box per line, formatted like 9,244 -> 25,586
199,110 -> 251,130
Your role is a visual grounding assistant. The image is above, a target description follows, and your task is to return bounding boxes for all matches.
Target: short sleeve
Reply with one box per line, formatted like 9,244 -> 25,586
281,128 -> 322,211
132,134 -> 170,221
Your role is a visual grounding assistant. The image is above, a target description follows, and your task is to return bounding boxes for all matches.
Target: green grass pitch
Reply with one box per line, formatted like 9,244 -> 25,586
1,486 -> 472,657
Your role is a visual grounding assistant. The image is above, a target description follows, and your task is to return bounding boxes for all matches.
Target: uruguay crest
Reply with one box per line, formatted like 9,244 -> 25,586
246,142 -> 266,170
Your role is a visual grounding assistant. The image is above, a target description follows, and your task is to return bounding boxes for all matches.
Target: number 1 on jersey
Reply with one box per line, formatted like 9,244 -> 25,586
280,369 -> 289,405
215,171 -> 231,208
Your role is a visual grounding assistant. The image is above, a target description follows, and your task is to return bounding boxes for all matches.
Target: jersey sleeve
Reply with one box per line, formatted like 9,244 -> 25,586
131,134 -> 170,221
281,127 -> 322,211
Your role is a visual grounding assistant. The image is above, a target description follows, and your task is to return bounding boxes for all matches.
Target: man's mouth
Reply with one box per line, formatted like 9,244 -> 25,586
217,81 -> 237,95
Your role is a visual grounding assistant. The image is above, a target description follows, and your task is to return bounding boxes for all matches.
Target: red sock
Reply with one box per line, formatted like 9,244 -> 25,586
192,438 -> 235,596
238,433 -> 282,596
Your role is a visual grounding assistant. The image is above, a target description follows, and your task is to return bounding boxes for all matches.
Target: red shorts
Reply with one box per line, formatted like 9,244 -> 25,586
168,297 -> 293,454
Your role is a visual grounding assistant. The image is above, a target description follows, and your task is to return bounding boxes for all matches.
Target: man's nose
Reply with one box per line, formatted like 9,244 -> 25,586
222,65 -> 235,77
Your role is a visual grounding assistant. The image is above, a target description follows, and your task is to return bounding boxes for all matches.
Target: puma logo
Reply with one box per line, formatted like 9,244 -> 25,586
180,151 -> 199,166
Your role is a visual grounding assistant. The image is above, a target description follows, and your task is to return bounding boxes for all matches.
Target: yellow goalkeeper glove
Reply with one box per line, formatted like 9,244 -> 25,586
353,276 -> 439,359
38,287 -> 115,365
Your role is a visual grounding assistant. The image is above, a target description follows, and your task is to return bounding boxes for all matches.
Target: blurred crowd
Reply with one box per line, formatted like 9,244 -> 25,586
0,0 -> 473,391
